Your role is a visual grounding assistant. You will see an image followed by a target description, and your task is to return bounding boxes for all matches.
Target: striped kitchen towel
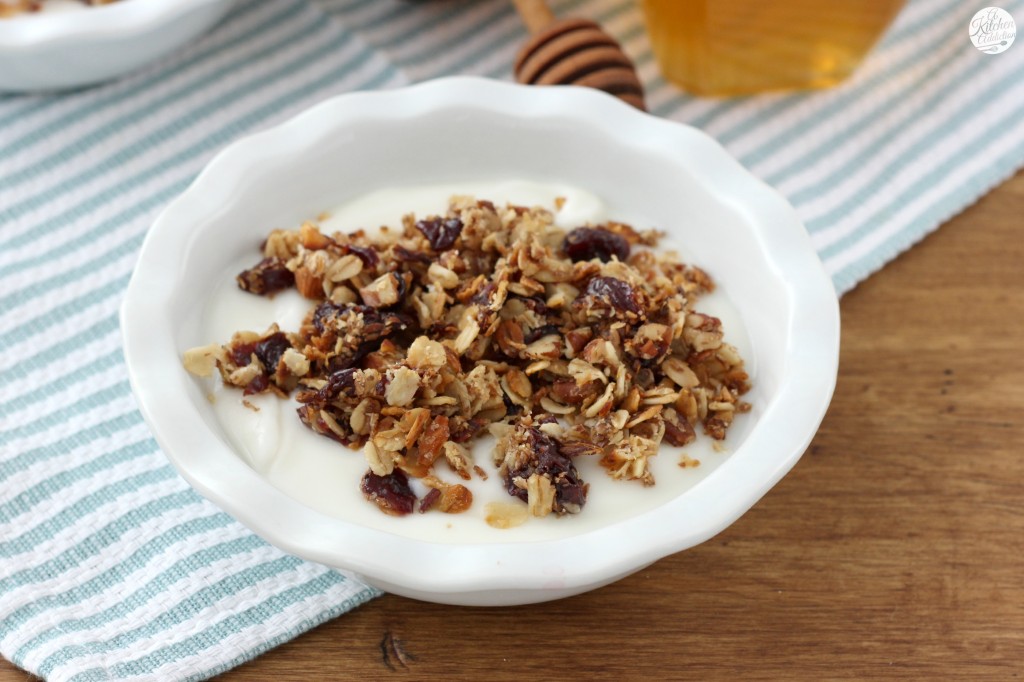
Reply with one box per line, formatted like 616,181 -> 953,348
1,0 -> 1022,680
0,2 -> 403,681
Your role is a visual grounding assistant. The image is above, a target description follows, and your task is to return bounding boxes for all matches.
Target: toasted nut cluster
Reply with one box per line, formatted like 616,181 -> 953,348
184,196 -> 750,521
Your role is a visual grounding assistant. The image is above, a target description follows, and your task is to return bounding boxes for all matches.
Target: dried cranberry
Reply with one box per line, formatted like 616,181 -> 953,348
504,428 -> 586,512
254,332 -> 290,371
472,282 -> 497,307
230,341 -> 257,367
345,244 -> 379,268
583,276 -> 642,314
328,367 -> 358,392
563,227 -> 630,263
312,302 -> 410,341
416,216 -> 463,251
529,428 -> 561,462
236,257 -> 294,296
243,373 -> 269,396
325,340 -> 380,374
312,301 -> 343,334
427,321 -> 458,338
502,391 -> 522,416
313,301 -> 372,335
299,368 -> 357,407
517,296 -> 550,315
392,245 -> 432,264
328,366 -> 359,391
450,417 -> 488,443
393,272 -> 409,303
262,266 -> 295,293
361,469 -> 416,516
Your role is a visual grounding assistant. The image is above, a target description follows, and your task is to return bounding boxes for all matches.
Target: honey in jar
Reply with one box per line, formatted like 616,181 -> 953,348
640,0 -> 906,96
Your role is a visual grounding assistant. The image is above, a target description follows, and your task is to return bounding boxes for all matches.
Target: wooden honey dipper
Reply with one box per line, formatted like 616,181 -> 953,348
511,0 -> 646,111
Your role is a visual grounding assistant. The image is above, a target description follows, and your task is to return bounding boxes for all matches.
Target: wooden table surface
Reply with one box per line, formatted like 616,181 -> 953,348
3,173 -> 1022,681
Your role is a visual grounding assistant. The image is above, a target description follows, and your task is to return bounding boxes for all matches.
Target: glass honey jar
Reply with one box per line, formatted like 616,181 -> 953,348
640,0 -> 907,96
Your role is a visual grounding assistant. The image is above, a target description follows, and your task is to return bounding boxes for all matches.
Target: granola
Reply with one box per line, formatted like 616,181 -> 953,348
184,196 -> 751,522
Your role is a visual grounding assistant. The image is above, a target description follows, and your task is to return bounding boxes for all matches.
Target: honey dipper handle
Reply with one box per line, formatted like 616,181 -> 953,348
512,0 -> 555,35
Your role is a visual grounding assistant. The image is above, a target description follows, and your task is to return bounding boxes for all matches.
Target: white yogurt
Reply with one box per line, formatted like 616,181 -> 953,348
200,181 -> 754,544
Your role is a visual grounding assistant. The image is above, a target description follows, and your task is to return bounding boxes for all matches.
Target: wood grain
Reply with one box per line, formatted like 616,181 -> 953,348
511,0 -> 556,35
3,172 -> 1021,681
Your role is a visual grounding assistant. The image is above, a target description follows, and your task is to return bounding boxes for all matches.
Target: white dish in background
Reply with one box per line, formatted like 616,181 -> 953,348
0,0 -> 233,92
121,77 -> 840,606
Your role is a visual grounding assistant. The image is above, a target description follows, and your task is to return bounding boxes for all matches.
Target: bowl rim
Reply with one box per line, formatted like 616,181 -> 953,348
121,76 -> 840,596
0,0 -> 226,49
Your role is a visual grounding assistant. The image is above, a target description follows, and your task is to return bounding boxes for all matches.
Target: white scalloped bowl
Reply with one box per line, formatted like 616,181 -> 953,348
121,77 -> 839,606
0,0 -> 233,92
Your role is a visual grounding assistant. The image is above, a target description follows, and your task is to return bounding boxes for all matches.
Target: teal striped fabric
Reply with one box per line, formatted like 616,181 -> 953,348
1,0 -> 1021,679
